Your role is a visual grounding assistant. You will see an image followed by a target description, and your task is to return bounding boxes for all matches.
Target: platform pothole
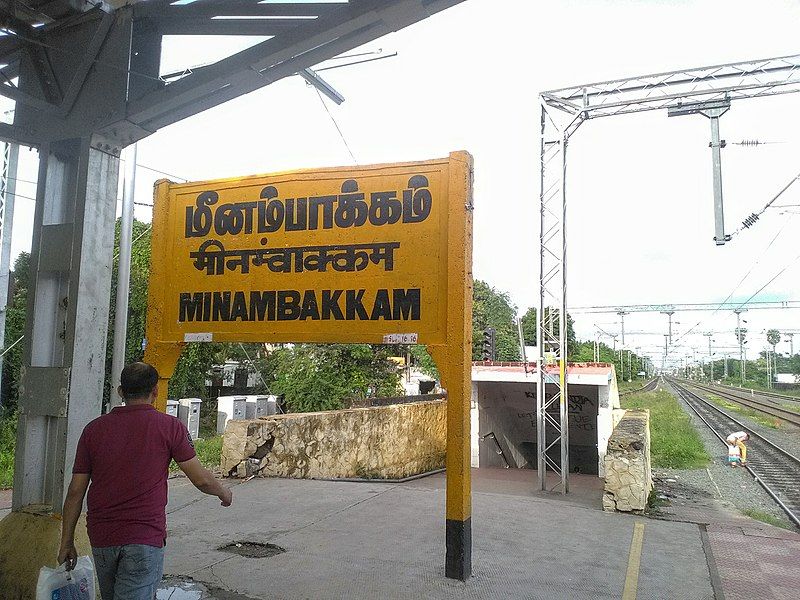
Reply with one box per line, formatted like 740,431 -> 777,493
218,541 -> 286,558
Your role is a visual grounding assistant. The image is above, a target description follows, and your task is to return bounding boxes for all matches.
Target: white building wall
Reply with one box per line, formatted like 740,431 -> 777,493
470,368 -> 616,477
471,382 -> 480,468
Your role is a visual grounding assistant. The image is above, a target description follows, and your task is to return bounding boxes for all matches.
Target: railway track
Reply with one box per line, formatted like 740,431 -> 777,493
680,380 -> 800,428
619,378 -> 658,397
667,377 -> 800,528
705,381 -> 800,405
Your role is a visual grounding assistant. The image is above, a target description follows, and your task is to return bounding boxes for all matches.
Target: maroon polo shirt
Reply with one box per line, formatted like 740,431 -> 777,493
72,403 -> 196,548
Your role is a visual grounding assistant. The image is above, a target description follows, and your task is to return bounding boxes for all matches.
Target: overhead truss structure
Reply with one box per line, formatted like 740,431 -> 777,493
537,52 -> 800,493
0,0 -> 463,147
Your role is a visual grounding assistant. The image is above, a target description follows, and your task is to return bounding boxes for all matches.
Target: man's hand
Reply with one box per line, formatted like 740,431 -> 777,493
59,473 -> 89,572
178,456 -> 233,507
57,543 -> 78,571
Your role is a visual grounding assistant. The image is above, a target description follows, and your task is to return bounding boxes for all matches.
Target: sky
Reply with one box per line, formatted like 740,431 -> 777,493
7,0 -> 800,369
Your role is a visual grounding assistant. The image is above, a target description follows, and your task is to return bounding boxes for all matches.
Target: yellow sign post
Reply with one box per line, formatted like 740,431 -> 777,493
144,151 -> 473,579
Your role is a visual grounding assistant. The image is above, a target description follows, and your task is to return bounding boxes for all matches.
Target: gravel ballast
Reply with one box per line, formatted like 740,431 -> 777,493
650,380 -> 797,529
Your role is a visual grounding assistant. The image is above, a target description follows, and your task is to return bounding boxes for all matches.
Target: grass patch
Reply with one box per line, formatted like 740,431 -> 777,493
742,508 -> 793,530
0,411 -> 16,489
195,436 -> 223,468
778,401 -> 800,414
170,435 -> 223,473
622,390 -> 710,469
705,394 -> 782,430
720,379 -> 800,399
618,379 -> 650,394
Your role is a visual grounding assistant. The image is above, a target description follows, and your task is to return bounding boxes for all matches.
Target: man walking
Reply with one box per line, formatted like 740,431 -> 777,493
57,362 -> 232,599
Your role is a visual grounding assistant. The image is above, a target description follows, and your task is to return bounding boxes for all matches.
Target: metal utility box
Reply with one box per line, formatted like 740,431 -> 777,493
216,395 -> 247,435
166,400 -> 179,418
245,395 -> 277,419
178,398 -> 202,440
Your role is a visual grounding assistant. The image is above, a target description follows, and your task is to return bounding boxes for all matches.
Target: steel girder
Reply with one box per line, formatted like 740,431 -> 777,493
0,0 -> 467,148
541,53 -> 800,119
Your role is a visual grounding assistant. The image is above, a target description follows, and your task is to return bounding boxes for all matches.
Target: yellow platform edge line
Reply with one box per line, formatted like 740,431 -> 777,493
622,522 -> 646,600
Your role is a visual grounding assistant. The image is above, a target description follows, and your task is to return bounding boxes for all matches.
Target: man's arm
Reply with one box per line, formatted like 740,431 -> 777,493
178,456 -> 232,506
57,473 -> 90,570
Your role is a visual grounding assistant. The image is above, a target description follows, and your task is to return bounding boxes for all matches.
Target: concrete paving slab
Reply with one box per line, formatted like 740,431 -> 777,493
707,523 -> 800,600
162,470 -> 714,600
0,488 -> 10,520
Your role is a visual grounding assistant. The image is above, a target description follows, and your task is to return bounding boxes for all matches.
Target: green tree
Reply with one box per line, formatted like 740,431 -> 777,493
409,345 -> 439,379
519,306 -> 577,357
520,307 -> 536,346
766,329 -> 781,351
104,219 -> 153,404
270,344 -> 402,412
472,280 -> 520,361
1,252 -> 30,411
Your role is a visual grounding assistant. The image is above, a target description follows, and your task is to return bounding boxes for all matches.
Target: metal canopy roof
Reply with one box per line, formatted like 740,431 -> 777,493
0,0 -> 466,146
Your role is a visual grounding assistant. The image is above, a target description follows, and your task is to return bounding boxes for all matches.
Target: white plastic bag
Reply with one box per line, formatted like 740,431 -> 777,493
36,556 -> 95,600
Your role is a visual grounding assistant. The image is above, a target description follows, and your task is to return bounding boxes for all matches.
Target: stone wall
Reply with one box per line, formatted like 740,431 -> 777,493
221,399 -> 446,480
602,409 -> 652,513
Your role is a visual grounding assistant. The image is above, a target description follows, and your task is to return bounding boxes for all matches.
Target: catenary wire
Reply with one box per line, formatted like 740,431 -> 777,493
672,214 -> 797,346
313,87 -> 358,165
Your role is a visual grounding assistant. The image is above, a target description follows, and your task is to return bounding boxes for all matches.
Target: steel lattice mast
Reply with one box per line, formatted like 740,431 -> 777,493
536,52 -> 800,493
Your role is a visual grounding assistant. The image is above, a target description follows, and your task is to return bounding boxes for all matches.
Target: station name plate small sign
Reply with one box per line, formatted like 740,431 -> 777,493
382,333 -> 418,344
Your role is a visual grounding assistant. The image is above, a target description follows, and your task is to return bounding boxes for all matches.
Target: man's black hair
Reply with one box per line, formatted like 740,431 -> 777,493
120,362 -> 159,399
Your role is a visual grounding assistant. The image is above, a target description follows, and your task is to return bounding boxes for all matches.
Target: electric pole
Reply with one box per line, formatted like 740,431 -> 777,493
766,347 -> 772,389
661,310 -> 675,345
787,332 -> 794,357
617,310 -> 628,346
705,333 -> 714,381
734,309 -> 747,384
627,350 -> 632,382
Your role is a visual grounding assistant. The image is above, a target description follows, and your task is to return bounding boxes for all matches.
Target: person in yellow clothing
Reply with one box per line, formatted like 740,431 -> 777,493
726,431 -> 749,466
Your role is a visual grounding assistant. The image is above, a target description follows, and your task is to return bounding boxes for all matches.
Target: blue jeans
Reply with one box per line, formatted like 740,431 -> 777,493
92,544 -> 165,600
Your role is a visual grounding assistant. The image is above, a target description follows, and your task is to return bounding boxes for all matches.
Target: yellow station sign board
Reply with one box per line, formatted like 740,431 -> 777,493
146,152 -> 474,579
147,152 -> 471,346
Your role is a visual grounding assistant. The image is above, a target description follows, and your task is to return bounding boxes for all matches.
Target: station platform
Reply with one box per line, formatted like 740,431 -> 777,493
4,467 -> 798,599
159,469 -> 713,599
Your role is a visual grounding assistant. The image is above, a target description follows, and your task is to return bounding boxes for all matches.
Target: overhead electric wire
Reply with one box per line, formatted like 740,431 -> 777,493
733,252 -> 800,312
122,160 -> 189,182
731,169 -> 800,237
314,87 -> 358,165
113,225 -> 152,262
672,214 -> 797,347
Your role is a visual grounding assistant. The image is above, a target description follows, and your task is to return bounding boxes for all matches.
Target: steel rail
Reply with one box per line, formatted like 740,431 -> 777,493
707,381 -> 800,404
619,378 -> 658,397
666,378 -> 800,528
683,380 -> 800,427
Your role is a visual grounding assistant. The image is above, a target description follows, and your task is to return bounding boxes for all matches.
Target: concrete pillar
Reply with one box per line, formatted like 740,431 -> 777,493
12,137 -> 119,511
0,136 -> 119,596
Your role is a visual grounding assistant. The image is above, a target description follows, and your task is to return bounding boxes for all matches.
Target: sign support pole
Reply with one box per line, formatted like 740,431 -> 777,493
429,152 -> 473,581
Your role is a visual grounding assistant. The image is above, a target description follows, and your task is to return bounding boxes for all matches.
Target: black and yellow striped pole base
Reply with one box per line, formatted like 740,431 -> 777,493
446,517 -> 472,580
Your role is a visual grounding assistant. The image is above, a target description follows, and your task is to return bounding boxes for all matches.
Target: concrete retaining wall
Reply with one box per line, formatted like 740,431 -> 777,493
602,409 -> 652,513
221,399 -> 446,479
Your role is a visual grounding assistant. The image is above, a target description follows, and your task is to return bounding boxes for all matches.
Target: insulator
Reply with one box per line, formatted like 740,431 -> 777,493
741,213 -> 760,228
